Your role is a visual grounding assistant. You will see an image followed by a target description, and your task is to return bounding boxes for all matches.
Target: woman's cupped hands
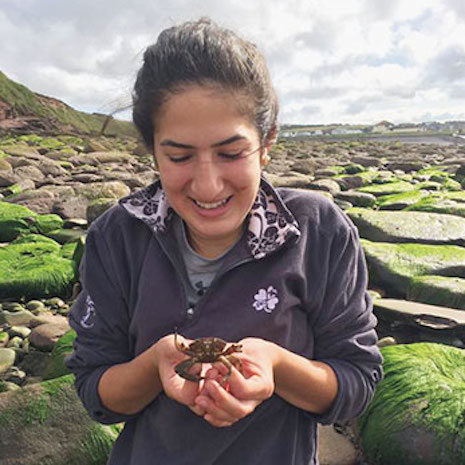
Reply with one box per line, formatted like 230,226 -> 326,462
154,335 -> 279,428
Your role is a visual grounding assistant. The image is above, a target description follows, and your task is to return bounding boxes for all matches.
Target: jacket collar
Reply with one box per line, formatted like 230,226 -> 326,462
119,177 -> 300,259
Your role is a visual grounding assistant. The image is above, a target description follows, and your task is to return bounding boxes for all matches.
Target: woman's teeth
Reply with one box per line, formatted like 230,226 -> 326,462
194,198 -> 229,209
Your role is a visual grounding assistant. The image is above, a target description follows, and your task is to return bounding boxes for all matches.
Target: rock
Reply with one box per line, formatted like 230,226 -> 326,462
350,156 -> 384,167
265,173 -> 314,189
25,300 -> 46,313
334,199 -> 352,210
14,165 -> 45,183
3,366 -> 26,385
29,313 -> 69,329
318,425 -> 358,465
0,375 -> 121,465
359,343 -> 465,465
0,159 -> 12,171
29,323 -> 70,352
376,189 -> 430,210
0,348 -> 16,374
333,175 -> 365,190
0,237 -> 77,300
0,309 -> 35,326
0,331 -> 9,348
360,239 -> 465,297
335,191 -> 376,208
44,330 -> 76,380
406,192 -> 465,218
86,197 -> 118,224
377,336 -> 397,347
52,194 -> 88,219
373,298 -> 465,346
407,275 -> 465,311
6,336 -> 23,348
307,178 -> 341,195
8,326 -> 31,339
347,209 -> 465,246
0,171 -> 19,188
290,158 -> 320,175
357,180 -> 415,196
385,161 -> 426,172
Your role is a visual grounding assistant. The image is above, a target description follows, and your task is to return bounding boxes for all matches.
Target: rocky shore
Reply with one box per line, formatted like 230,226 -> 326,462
1,133 -> 465,464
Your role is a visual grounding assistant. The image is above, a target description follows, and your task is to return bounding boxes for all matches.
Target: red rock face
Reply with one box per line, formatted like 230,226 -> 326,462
0,97 -> 14,121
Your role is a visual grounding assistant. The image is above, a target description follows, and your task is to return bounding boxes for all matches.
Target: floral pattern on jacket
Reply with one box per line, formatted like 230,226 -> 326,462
120,178 -> 301,259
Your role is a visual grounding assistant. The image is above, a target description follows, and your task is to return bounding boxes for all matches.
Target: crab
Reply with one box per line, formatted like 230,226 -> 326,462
174,332 -> 243,382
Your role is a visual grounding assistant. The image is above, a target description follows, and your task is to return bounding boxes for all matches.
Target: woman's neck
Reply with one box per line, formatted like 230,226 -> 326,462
185,226 -> 244,259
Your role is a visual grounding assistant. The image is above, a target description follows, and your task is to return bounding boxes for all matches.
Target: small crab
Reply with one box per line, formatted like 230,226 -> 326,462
174,332 -> 243,382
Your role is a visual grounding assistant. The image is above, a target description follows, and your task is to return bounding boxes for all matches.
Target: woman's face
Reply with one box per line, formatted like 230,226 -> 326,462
153,85 -> 269,257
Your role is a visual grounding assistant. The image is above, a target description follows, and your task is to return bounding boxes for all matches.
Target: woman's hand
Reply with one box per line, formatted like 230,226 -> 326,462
153,334 -> 204,410
193,337 -> 279,427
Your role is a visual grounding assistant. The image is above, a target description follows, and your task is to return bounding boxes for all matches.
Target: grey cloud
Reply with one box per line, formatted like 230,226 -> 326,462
282,86 -> 347,104
444,0 -> 465,19
344,95 -> 380,115
422,45 -> 465,86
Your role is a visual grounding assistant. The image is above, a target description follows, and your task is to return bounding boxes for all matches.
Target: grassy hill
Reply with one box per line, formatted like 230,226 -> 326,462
0,70 -> 138,138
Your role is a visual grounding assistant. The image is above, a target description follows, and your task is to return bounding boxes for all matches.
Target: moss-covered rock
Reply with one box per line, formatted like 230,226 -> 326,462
406,194 -> 465,218
376,190 -> 430,210
0,202 -> 63,241
359,343 -> 465,465
0,236 -> 77,299
347,208 -> 465,246
43,330 -> 76,380
357,180 -> 415,196
361,239 -> 465,296
407,275 -> 465,311
0,374 -> 123,465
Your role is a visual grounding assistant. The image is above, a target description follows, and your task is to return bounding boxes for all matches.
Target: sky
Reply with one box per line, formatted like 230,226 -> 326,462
1,0 -> 465,125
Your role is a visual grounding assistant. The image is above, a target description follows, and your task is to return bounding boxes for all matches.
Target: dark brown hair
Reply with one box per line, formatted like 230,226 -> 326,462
132,18 -> 278,150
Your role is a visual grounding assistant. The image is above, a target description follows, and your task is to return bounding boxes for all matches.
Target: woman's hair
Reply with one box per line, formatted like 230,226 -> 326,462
132,18 -> 279,150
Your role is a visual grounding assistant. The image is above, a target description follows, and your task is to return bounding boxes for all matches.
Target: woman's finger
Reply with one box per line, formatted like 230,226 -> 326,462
203,379 -> 256,420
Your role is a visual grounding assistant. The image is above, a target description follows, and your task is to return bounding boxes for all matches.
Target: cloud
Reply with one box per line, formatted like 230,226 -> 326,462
0,0 -> 463,124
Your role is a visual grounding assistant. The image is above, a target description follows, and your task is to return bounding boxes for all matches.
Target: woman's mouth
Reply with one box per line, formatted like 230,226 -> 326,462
193,196 -> 232,210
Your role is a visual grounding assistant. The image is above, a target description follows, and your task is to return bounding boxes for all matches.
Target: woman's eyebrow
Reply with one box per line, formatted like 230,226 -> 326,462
160,134 -> 246,149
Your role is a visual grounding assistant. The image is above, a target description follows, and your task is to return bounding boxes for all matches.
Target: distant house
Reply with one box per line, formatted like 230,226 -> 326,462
331,128 -> 363,135
392,123 -> 420,133
372,121 -> 394,133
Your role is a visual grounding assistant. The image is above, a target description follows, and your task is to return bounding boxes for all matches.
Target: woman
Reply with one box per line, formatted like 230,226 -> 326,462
66,18 -> 382,465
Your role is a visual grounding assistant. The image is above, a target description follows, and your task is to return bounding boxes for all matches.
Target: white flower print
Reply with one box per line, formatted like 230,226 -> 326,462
253,286 -> 279,313
80,295 -> 96,329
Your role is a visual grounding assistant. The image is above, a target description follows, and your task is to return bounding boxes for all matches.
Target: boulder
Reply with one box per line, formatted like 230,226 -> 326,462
357,180 -> 415,196
0,348 -> 16,374
29,322 -> 70,352
335,191 -> 376,208
0,375 -> 122,465
0,235 -> 77,299
407,275 -> 465,311
359,343 -> 465,465
347,209 -> 465,246
360,239 -> 465,296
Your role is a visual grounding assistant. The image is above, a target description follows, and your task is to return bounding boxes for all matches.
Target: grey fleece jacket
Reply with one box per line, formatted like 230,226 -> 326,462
65,178 -> 383,465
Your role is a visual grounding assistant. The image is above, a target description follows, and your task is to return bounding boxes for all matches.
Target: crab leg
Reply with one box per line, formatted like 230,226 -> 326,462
174,358 -> 203,382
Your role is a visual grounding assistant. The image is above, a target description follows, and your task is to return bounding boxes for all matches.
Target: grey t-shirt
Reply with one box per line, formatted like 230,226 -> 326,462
173,218 -> 234,305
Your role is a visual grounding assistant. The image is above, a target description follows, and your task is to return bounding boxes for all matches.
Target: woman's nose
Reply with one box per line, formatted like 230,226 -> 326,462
190,158 -> 224,200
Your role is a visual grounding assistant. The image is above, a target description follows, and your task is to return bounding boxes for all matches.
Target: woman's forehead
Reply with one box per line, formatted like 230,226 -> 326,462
153,85 -> 258,146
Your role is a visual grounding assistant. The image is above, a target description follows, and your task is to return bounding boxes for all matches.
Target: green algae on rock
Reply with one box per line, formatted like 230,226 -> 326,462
376,189 -> 430,210
407,275 -> 465,311
0,235 -> 77,299
0,374 -> 122,465
360,239 -> 465,296
0,201 -> 63,242
348,208 -> 465,246
406,194 -> 465,218
359,343 -> 465,465
357,180 -> 415,196
44,330 -> 76,380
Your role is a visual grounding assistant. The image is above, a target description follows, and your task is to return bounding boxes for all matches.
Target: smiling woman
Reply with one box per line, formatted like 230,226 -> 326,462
65,17 -> 382,465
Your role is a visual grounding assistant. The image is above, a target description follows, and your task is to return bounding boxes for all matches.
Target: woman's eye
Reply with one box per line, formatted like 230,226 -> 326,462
218,151 -> 244,161
168,154 -> 192,163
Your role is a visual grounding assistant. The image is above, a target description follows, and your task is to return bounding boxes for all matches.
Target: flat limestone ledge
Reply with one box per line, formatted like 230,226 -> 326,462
374,298 -> 465,329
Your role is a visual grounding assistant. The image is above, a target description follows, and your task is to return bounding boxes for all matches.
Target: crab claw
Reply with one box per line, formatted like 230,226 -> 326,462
175,359 -> 203,382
